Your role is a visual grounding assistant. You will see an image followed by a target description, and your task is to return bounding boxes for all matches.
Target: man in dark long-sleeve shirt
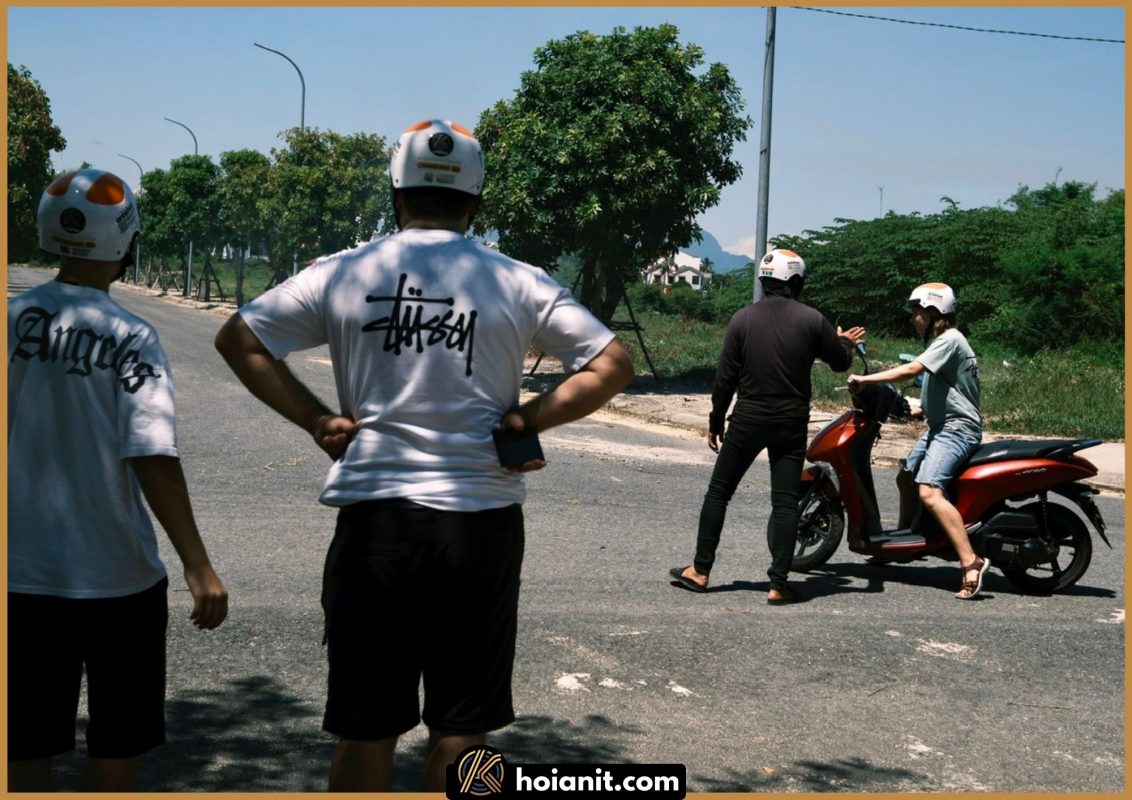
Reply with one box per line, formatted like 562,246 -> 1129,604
670,249 -> 864,604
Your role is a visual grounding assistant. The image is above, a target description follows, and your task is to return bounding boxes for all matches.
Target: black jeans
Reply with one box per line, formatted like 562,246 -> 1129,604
694,418 -> 808,590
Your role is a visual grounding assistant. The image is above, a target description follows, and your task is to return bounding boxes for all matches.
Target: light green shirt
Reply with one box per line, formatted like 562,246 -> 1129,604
916,328 -> 982,437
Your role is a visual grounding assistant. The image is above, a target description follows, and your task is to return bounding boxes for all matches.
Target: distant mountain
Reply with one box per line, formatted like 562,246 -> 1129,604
479,227 -> 754,273
681,230 -> 752,272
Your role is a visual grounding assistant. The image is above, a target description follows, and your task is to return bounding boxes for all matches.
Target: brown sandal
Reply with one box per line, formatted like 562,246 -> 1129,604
955,556 -> 991,600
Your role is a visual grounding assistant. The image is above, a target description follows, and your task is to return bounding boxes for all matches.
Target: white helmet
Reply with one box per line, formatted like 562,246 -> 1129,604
907,282 -> 957,315
758,248 -> 806,282
390,119 -> 483,196
37,168 -> 139,262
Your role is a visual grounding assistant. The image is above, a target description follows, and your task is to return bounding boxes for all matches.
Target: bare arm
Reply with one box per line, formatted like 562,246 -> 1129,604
848,359 -> 925,392
497,339 -> 634,471
214,313 -> 358,459
129,455 -> 228,630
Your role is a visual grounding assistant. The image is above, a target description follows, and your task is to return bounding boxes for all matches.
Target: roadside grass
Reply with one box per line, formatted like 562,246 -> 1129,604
64,261 -> 1124,442
174,258 -> 278,301
616,308 -> 1125,441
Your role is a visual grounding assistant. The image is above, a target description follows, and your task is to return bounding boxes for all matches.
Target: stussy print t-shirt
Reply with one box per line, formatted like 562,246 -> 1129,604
239,229 -> 615,511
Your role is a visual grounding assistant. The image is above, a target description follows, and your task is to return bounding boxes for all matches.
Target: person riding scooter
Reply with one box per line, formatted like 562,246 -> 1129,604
848,283 -> 988,600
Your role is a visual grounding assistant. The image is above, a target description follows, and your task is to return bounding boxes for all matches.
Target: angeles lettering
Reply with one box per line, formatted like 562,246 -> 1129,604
361,273 -> 477,376
10,306 -> 163,394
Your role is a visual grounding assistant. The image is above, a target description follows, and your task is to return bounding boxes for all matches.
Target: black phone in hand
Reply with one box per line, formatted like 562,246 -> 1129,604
492,427 -> 544,468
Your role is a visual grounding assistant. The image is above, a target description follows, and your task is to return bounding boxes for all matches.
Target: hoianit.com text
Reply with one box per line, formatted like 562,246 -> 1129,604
514,765 -> 685,797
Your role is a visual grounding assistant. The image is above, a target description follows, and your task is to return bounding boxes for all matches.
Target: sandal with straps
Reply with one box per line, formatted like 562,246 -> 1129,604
955,556 -> 991,600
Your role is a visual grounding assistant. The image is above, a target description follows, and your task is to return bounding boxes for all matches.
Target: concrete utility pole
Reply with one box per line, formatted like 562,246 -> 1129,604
753,7 -> 776,303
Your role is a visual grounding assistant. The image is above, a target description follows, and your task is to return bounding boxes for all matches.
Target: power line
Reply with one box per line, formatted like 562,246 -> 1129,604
794,7 -> 1124,44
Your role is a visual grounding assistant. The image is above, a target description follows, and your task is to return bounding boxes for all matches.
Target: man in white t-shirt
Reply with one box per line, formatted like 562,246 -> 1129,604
215,119 -> 634,791
7,169 -> 228,791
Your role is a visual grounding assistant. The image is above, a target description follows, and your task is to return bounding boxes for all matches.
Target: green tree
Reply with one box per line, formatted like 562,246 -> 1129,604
137,168 -> 181,291
772,181 -> 1123,353
974,181 -> 1124,349
475,24 -> 750,319
267,127 -> 396,269
7,63 -> 66,262
218,149 -> 272,306
166,155 -> 224,298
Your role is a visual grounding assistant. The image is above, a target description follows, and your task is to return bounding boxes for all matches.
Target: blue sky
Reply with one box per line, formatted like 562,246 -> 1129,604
6,5 -> 1125,258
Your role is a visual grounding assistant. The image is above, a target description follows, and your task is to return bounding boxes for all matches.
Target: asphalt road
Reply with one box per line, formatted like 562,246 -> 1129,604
8,267 -> 1126,792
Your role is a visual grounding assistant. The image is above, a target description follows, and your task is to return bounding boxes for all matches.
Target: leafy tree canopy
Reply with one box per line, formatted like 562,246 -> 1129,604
218,149 -> 272,248
268,127 -> 396,264
137,167 -> 179,259
474,24 -> 750,319
774,181 -> 1124,354
7,63 -> 66,262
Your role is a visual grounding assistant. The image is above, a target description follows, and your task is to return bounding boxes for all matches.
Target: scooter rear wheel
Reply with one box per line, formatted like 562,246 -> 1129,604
792,482 -> 845,571
999,502 -> 1093,594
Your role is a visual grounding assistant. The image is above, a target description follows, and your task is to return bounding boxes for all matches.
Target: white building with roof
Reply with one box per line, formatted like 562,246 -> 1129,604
643,251 -> 712,291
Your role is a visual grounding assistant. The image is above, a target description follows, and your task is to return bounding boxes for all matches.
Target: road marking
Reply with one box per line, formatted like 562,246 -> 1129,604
542,431 -> 712,465
915,639 -> 975,662
1096,609 -> 1124,624
905,737 -> 939,759
555,673 -> 592,693
599,678 -> 633,690
667,680 -> 694,697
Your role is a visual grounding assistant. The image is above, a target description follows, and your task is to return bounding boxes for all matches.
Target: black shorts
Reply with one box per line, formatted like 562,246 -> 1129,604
321,500 -> 525,741
7,578 -> 169,761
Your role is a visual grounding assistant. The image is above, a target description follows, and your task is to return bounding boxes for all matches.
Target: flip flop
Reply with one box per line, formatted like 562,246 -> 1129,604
767,586 -> 804,605
669,566 -> 708,593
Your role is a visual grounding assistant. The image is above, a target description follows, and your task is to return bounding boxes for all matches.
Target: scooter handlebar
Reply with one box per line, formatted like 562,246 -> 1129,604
851,381 -> 900,422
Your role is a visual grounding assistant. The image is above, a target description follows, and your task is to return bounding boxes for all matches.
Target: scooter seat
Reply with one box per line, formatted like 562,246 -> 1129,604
965,438 -> 1102,468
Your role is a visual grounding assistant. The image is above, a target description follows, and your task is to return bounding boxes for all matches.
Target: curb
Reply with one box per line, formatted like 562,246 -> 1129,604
601,396 -> 1124,497
100,274 -> 1132,497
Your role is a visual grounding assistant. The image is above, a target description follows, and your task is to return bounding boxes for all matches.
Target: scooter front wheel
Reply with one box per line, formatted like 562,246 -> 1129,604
999,502 -> 1093,594
792,482 -> 845,571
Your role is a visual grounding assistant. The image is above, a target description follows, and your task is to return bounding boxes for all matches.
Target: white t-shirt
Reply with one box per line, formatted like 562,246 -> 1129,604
238,229 -> 615,512
8,280 -> 175,598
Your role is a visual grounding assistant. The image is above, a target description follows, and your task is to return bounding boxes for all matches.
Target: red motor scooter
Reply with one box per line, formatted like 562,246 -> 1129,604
792,347 -> 1110,593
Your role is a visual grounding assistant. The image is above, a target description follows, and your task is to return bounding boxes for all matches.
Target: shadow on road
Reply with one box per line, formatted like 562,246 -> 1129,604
496,714 -> 641,763
55,675 -> 332,791
52,680 -> 639,792
695,755 -> 926,791
802,560 -> 1118,600
686,560 -> 1116,602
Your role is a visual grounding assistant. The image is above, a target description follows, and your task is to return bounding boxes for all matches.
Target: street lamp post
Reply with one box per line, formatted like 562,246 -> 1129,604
255,42 -> 306,277
254,42 -> 306,134
164,116 -> 198,298
163,117 -> 198,155
118,154 -> 144,284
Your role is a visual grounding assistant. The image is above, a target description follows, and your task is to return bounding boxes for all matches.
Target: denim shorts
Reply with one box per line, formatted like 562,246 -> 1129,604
901,427 -> 982,489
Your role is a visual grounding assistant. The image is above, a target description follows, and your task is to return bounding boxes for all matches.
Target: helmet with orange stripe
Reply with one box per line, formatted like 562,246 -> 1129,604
37,168 -> 139,264
390,120 -> 483,196
906,283 -> 957,316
